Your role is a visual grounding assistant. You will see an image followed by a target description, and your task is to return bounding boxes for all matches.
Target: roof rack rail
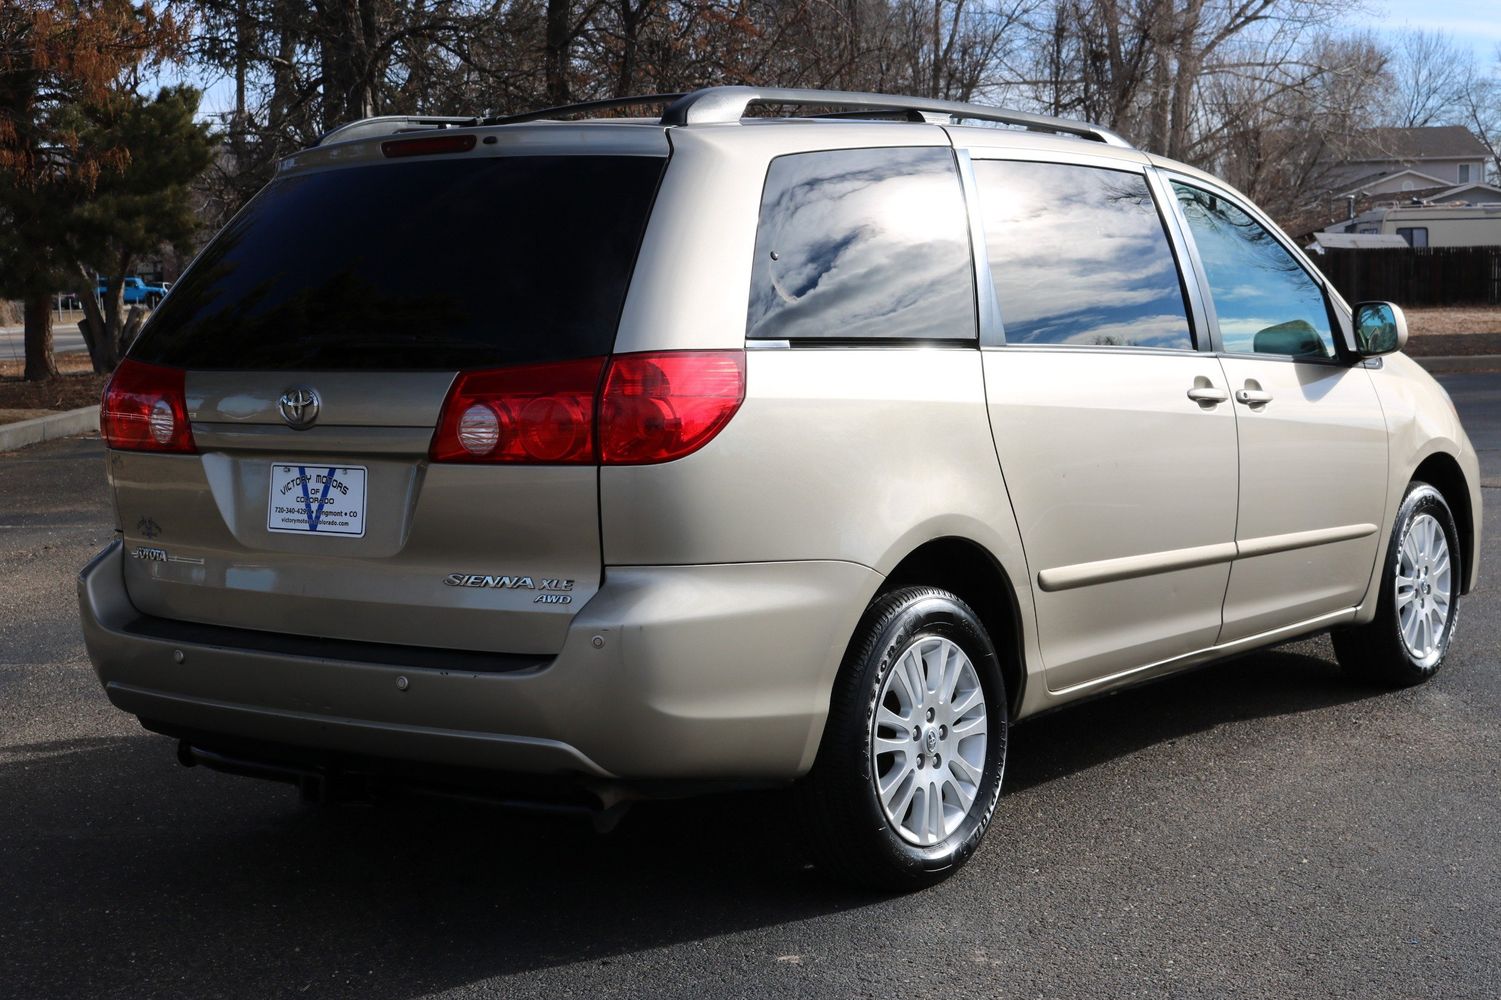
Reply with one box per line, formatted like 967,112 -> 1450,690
314,115 -> 480,147
310,88 -> 1130,149
659,86 -> 1132,148
482,93 -> 685,126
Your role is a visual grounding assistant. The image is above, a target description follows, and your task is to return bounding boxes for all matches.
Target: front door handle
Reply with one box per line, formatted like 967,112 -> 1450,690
1235,388 -> 1274,405
1186,386 -> 1229,404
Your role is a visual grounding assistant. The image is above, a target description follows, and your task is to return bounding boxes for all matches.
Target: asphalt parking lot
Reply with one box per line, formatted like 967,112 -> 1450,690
1,375 -> 1497,1000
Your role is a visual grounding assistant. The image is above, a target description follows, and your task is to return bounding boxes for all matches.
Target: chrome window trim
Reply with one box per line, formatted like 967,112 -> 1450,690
953,147 -> 1006,347
1211,350 -> 1352,368
1143,166 -> 1214,355
978,342 -> 1212,360
1151,167 -> 1225,354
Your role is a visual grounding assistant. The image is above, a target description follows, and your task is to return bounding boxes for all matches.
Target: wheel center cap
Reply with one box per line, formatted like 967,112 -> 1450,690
1423,582 -> 1432,596
924,727 -> 940,754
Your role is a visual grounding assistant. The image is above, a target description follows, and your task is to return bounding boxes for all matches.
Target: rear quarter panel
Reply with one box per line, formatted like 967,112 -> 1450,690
599,347 -> 1041,715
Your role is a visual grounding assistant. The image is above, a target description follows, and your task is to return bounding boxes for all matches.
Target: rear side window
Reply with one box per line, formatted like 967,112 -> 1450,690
746,147 -> 975,342
131,155 -> 665,371
973,161 -> 1193,350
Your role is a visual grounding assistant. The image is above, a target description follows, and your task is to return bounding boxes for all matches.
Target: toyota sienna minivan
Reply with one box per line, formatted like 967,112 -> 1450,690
80,86 -> 1482,888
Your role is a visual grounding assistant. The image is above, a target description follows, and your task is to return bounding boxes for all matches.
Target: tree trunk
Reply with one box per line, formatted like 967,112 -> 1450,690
100,269 -> 127,361
75,264 -> 113,373
1167,0 -> 1204,161
616,0 -> 639,97
317,0 -> 372,131
121,306 -> 148,352
22,293 -> 57,382
546,0 -> 572,105
930,0 -> 942,99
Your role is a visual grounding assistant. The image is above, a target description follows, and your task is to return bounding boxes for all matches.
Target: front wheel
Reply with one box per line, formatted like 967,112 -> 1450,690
797,587 -> 1008,890
1333,482 -> 1461,687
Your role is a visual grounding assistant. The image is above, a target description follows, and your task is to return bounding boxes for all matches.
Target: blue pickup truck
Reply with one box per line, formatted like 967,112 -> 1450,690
98,276 -> 170,307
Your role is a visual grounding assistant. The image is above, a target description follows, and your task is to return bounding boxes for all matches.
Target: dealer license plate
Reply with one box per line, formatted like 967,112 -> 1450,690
267,464 -> 367,537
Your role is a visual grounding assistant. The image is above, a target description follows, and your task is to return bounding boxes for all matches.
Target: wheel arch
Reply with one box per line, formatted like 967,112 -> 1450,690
1411,451 -> 1475,595
879,536 -> 1027,717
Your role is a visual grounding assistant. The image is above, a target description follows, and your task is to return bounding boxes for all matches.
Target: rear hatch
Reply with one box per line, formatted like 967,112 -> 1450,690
109,129 -> 669,656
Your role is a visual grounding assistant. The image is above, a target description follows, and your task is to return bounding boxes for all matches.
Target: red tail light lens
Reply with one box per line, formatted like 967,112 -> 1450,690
599,351 -> 745,465
430,357 -> 606,464
100,359 -> 196,453
429,351 -> 744,466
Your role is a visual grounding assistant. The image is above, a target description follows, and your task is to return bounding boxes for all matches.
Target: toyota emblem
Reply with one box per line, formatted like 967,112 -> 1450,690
278,386 -> 320,430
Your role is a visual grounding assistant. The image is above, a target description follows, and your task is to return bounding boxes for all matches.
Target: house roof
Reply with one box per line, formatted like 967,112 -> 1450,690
1433,182 -> 1501,202
1344,125 -> 1489,162
1336,167 -> 1450,195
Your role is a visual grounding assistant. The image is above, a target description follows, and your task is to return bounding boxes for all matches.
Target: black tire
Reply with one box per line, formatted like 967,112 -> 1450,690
797,587 -> 1008,891
1333,481 -> 1461,687
146,294 -> 162,309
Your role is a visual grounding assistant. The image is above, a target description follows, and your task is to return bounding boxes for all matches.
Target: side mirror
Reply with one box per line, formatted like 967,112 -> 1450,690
1353,301 -> 1407,357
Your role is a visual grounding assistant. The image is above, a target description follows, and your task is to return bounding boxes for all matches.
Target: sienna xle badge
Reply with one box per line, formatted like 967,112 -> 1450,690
80,87 -> 1481,889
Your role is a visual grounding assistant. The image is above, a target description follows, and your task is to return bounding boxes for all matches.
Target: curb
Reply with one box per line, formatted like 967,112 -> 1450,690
0,406 -> 99,452
1412,355 -> 1501,373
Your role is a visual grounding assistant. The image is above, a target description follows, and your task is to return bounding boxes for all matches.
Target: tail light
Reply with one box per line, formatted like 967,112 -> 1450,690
430,351 -> 744,465
598,352 -> 745,464
430,357 -> 606,463
100,359 -> 196,453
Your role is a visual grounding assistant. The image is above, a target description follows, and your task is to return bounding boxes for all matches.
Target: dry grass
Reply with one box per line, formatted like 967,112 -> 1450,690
1403,307 -> 1501,337
0,353 -> 107,420
0,352 -> 99,377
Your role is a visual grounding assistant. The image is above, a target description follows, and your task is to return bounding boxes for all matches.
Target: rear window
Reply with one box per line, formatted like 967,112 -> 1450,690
131,155 -> 665,371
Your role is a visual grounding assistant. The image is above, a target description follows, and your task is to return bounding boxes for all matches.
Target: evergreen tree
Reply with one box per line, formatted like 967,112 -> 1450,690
71,85 -> 217,371
0,0 -> 188,380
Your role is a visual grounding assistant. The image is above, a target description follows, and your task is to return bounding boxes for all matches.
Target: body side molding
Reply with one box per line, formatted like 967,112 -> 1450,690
1037,523 -> 1379,593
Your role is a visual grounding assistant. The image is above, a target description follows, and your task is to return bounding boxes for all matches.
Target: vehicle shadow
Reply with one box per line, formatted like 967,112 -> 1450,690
1004,639 -> 1382,794
0,642 -> 1381,998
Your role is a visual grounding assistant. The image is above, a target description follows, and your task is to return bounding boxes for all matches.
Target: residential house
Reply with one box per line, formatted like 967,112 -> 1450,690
1329,126 -> 1492,197
1308,126 -> 1501,247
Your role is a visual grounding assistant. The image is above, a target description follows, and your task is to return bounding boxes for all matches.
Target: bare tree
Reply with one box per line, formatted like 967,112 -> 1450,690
1383,29 -> 1472,129
1455,46 -> 1501,183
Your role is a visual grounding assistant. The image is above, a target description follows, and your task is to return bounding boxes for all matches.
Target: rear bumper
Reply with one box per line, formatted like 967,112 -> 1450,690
79,541 -> 878,782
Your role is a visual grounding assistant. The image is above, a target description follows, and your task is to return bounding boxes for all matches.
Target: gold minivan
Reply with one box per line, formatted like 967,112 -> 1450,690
79,87 -> 1482,888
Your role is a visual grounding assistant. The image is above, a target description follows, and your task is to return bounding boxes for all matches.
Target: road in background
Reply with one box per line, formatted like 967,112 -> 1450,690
0,375 -> 1496,999
0,318 -> 88,360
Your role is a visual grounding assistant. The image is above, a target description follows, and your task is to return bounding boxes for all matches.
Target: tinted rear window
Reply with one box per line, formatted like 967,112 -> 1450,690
746,147 -> 976,342
131,155 -> 665,370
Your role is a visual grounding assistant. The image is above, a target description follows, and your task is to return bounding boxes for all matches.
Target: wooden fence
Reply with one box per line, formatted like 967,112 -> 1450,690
1315,246 -> 1501,307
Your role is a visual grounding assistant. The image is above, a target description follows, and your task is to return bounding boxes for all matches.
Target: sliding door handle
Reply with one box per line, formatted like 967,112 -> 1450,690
1235,388 -> 1274,405
1186,386 -> 1229,404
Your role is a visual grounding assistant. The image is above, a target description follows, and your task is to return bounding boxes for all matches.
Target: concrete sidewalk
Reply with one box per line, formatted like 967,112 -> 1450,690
0,405 -> 97,452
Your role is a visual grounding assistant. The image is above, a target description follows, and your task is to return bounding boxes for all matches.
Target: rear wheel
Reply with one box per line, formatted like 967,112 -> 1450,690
797,587 -> 1008,890
1333,482 -> 1461,687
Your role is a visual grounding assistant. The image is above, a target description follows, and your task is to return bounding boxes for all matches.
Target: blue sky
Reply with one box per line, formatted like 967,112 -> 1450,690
1370,0 -> 1501,65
